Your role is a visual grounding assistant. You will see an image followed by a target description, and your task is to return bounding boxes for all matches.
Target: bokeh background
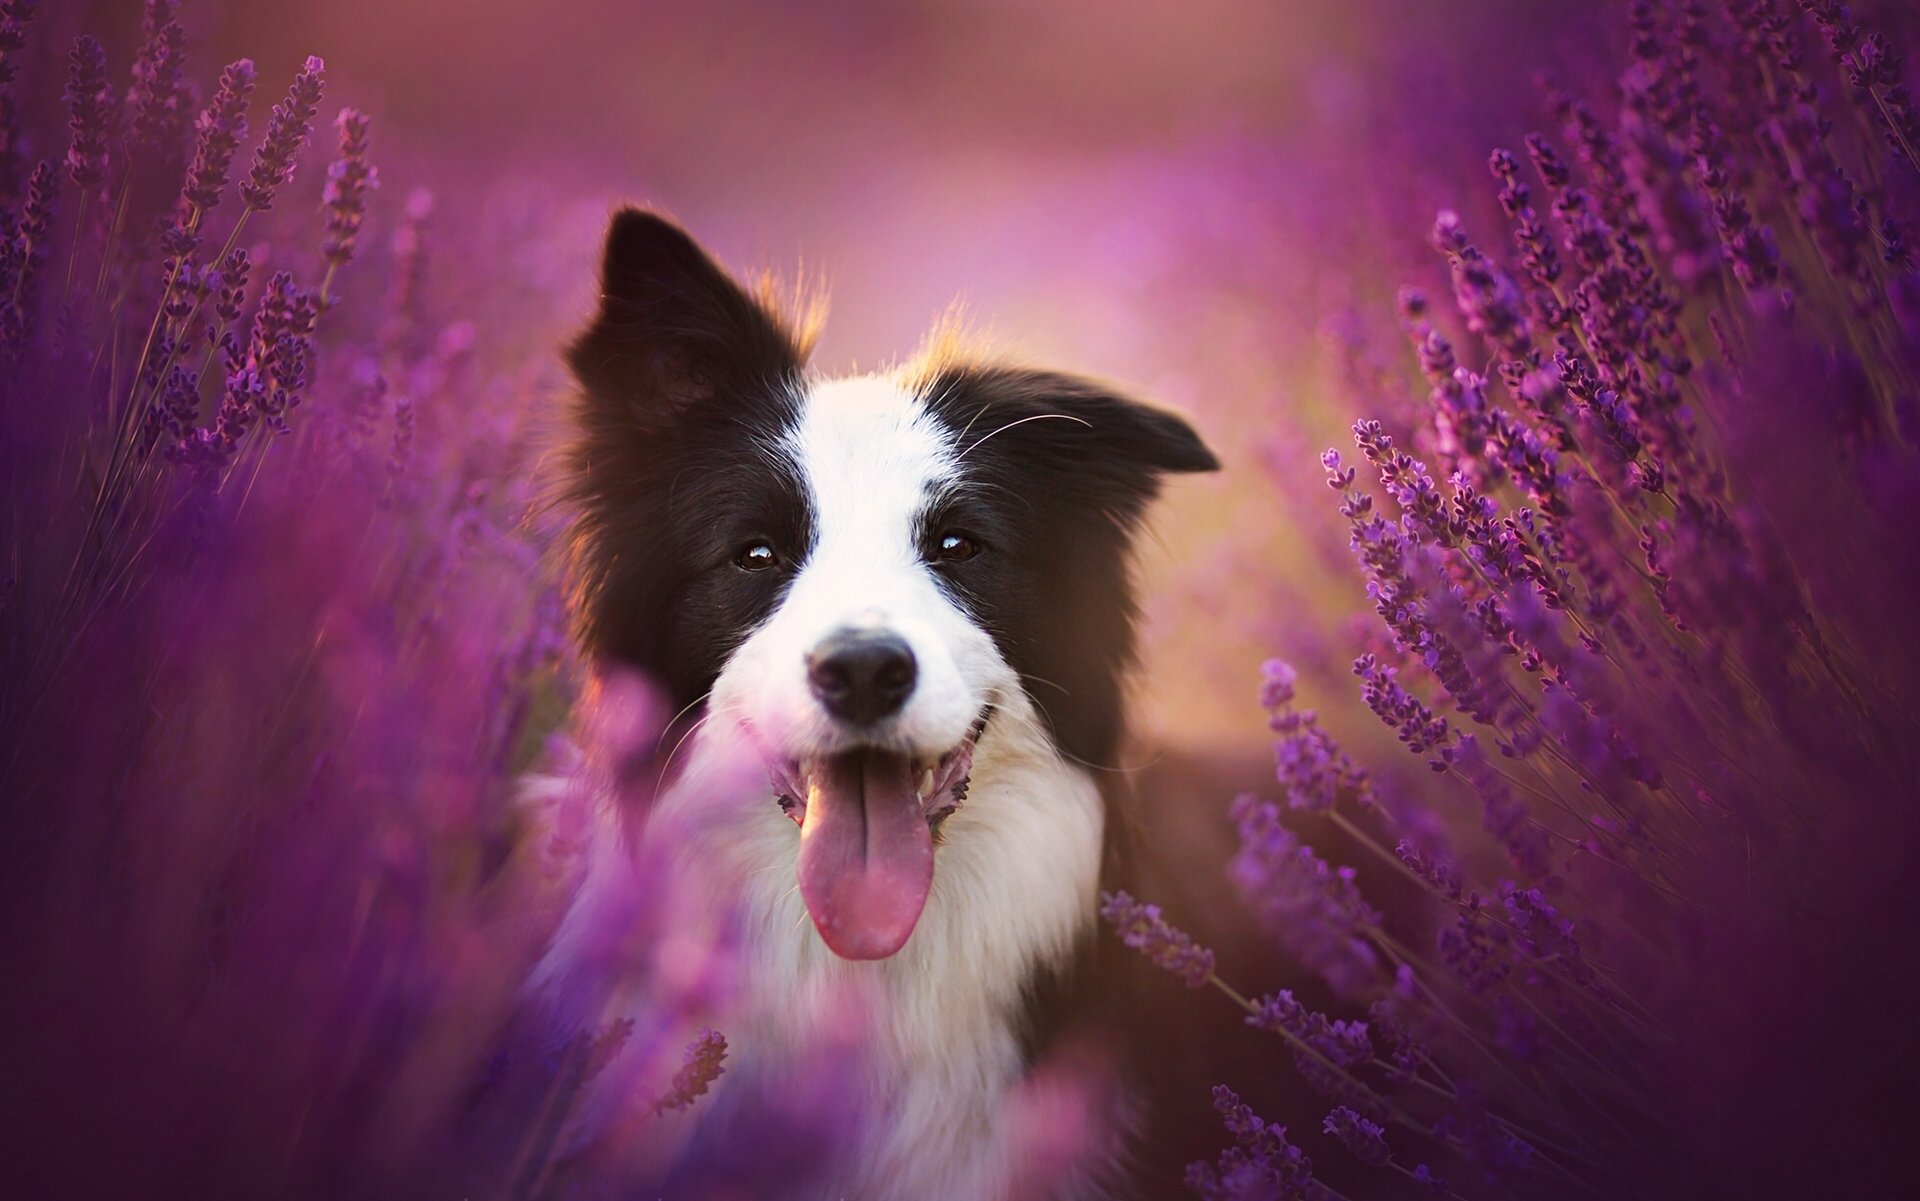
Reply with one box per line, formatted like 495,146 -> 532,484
35,0 -> 1643,746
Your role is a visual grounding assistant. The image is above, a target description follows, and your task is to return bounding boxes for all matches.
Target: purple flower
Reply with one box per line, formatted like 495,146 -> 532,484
1436,912 -> 1510,995
1367,969 -> 1432,1083
384,392 -> 415,506
1322,1106 -> 1391,1167
1394,838 -> 1461,900
1435,1084 -> 1535,1187
63,35 -> 112,190
1245,990 -> 1381,1112
182,59 -> 257,215
1246,991 -> 1373,1070
1355,653 -> 1450,755
1,158 -> 56,346
207,247 -> 252,344
1802,1 -> 1920,176
127,0 -> 188,150
321,108 -> 376,270
1493,995 -> 1542,1062
1100,889 -> 1215,987
240,56 -> 326,212
1430,210 -> 1534,365
1185,1086 -> 1317,1201
1437,733 -> 1553,878
1228,794 -> 1380,995
652,1027 -> 727,1115
1690,107 -> 1782,292
240,271 -> 320,433
1490,147 -> 1564,297
1258,658 -> 1297,709
1256,656 -> 1370,812
0,2 -> 39,90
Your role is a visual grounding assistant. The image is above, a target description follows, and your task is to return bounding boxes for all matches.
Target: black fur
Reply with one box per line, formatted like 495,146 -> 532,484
916,365 -> 1217,770
564,208 -> 815,710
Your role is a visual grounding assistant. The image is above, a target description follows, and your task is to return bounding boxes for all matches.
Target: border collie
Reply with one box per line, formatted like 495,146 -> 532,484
529,209 -> 1215,1199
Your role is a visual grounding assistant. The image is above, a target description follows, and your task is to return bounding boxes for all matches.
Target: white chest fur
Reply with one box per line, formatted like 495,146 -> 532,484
530,700 -> 1105,1200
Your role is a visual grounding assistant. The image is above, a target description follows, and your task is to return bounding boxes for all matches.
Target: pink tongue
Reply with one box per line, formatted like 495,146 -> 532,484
796,750 -> 935,960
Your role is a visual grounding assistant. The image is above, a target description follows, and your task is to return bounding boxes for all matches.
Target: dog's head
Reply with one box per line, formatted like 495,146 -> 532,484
565,209 -> 1216,960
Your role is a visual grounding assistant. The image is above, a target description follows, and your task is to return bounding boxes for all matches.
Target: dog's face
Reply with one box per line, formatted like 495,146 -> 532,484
566,209 -> 1216,960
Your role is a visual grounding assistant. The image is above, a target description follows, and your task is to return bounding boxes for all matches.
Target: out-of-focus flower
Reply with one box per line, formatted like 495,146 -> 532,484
127,0 -> 188,150
322,107 -> 375,272
1228,794 -> 1380,995
652,1028 -> 727,1115
1322,1106 -> 1390,1167
63,35 -> 112,191
1099,889 -> 1215,987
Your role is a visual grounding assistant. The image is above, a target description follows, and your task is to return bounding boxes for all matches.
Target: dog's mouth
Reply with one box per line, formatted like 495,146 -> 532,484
768,709 -> 989,961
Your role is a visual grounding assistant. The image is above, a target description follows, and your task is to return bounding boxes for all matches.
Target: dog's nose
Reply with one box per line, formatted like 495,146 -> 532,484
807,629 -> 917,726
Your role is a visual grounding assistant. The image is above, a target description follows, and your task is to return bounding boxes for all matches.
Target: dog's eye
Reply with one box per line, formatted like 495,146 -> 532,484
934,532 -> 981,563
736,542 -> 779,571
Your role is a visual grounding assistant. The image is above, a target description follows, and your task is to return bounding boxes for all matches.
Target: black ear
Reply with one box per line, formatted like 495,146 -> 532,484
567,208 -> 805,422
921,364 -> 1218,519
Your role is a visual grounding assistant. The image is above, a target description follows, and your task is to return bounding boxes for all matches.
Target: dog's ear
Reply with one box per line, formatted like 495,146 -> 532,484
568,208 -> 805,424
924,365 -> 1217,520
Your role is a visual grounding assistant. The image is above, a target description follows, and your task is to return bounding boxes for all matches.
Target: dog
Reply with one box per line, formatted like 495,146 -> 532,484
526,208 -> 1216,1199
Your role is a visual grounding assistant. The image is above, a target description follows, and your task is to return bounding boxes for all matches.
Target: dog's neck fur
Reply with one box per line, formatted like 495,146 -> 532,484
534,693 -> 1110,1199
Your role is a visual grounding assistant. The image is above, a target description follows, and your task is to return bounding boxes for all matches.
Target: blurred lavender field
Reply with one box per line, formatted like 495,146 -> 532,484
4,0 -> 1920,1198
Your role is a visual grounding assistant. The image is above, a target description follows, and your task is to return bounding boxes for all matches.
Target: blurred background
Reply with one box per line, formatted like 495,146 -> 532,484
38,0 -> 1629,749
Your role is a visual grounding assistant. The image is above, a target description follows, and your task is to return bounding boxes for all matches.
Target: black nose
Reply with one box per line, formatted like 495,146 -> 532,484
807,629 -> 917,726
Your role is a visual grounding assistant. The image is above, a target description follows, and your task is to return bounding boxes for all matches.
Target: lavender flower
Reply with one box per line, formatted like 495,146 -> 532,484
63,35 -> 111,191
1322,1106 -> 1390,1167
1,158 -> 54,343
652,1028 -> 727,1115
1258,658 -> 1297,709
127,0 -> 187,150
1690,106 -> 1782,293
207,247 -> 251,346
1394,838 -> 1462,901
1434,1085 -> 1535,1187
1355,654 -> 1450,755
1260,659 -> 1371,816
1435,912 -> 1511,995
1438,733 -> 1553,877
1246,991 -> 1374,1071
182,59 -> 257,216
1228,794 -> 1380,995
1802,1 -> 1920,174
243,270 -> 320,433
321,108 -> 375,269
240,56 -> 325,212
0,1 -> 37,90
1185,1086 -> 1317,1201
384,391 -> 414,506
1367,971 -> 1433,1083
1411,1163 -> 1451,1196
1430,210 -> 1534,365
1100,889 -> 1215,986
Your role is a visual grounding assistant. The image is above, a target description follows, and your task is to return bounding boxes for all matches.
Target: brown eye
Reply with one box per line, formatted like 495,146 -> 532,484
736,542 -> 779,571
935,532 -> 981,563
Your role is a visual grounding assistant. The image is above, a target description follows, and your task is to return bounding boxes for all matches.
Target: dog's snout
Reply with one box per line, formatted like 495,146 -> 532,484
807,629 -> 917,726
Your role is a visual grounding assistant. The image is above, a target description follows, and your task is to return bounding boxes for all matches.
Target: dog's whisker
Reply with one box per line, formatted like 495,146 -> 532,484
654,688 -> 717,753
955,412 -> 1092,461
